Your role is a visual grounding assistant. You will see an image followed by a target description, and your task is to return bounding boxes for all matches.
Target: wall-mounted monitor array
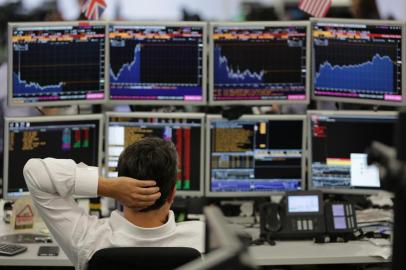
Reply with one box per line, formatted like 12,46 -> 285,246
308,111 -> 397,194
108,22 -> 207,105
311,18 -> 405,106
3,111 -> 398,199
8,19 -> 406,107
3,115 -> 103,200
8,22 -> 107,107
209,22 -> 310,105
105,112 -> 205,196
205,115 -> 306,197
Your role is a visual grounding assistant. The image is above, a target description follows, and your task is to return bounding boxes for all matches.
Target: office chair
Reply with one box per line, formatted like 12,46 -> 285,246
87,247 -> 202,270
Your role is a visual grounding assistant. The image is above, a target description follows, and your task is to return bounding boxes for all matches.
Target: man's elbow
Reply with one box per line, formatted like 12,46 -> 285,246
23,158 -> 43,188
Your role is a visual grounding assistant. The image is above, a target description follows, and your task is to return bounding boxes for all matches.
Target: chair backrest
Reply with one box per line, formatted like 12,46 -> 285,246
87,247 -> 202,270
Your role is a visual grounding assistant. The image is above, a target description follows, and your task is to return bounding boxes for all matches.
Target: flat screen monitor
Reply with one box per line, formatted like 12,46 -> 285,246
308,111 -> 397,194
8,21 -> 107,106
106,112 -> 205,196
3,115 -> 103,200
206,115 -> 306,197
209,21 -> 310,105
108,22 -> 207,105
311,18 -> 405,106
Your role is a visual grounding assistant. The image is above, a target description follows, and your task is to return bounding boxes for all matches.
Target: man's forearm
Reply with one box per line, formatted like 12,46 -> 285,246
97,177 -> 119,199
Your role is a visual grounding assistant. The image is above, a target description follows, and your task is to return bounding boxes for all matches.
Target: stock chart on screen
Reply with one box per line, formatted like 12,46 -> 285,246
207,116 -> 305,196
211,23 -> 308,104
4,116 -> 101,198
107,113 -> 204,195
10,23 -> 106,105
109,24 -> 205,104
312,20 -> 403,105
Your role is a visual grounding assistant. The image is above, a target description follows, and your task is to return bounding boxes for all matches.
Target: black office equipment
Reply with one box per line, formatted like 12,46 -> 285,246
0,243 -> 27,256
87,247 -> 201,270
311,18 -> 405,106
210,22 -> 309,106
3,115 -> 103,200
37,246 -> 59,256
308,111 -> 397,194
8,22 -> 107,106
206,115 -> 305,196
106,112 -> 204,196
260,191 -> 358,242
108,22 -> 207,105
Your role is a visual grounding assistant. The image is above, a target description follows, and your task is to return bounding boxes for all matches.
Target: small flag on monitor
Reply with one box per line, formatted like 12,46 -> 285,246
81,0 -> 107,20
299,0 -> 332,17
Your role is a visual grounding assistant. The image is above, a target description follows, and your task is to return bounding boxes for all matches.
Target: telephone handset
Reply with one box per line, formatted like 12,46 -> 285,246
260,191 -> 357,241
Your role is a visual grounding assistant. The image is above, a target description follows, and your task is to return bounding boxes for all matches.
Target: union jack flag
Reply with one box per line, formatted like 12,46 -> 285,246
299,0 -> 332,17
81,0 -> 107,20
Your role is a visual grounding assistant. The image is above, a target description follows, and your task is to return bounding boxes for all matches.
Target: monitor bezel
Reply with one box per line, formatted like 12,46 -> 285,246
8,21 -> 108,107
105,111 -> 205,197
107,21 -> 208,106
3,114 -> 104,200
205,114 -> 307,197
208,21 -> 311,106
310,18 -> 406,107
307,110 -> 398,195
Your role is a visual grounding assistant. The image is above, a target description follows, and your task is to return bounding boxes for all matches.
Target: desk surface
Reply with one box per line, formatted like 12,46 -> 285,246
0,219 -> 72,267
249,240 -> 390,266
0,201 -> 391,267
0,239 -> 390,267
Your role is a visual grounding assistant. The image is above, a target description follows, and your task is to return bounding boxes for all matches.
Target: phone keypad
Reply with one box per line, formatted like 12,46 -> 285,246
294,218 -> 318,231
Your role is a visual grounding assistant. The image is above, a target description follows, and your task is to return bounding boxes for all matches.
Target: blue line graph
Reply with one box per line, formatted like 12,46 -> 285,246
13,72 -> 63,95
110,43 -> 141,84
214,46 -> 264,84
315,54 -> 394,93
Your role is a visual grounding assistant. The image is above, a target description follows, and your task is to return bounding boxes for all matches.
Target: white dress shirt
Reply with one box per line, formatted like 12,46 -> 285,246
23,158 -> 205,270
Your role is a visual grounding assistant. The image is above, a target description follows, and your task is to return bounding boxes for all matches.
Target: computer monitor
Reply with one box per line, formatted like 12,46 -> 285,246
308,111 -> 397,194
209,21 -> 310,105
311,18 -> 405,106
8,21 -> 107,106
3,115 -> 103,200
108,22 -> 207,105
206,115 -> 306,197
106,112 -> 205,196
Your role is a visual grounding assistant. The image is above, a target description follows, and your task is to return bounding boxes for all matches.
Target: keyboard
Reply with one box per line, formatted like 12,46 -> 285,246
0,243 -> 27,256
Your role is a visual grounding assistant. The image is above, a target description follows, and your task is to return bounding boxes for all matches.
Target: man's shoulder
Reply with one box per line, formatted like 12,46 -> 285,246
175,220 -> 205,232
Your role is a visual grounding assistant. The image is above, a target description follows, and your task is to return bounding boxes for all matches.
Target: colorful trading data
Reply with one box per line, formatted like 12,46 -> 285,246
109,25 -> 204,103
212,25 -> 308,103
208,118 -> 304,194
310,113 -> 396,191
6,119 -> 100,196
312,22 -> 403,103
11,23 -> 106,104
107,115 -> 203,193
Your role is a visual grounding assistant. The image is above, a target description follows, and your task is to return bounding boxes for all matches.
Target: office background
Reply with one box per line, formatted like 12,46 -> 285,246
0,0 -> 406,269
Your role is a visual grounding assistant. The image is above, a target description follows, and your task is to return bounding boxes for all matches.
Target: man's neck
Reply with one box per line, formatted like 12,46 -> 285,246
123,207 -> 169,228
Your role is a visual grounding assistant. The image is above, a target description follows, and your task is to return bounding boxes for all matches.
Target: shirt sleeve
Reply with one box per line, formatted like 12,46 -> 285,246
23,158 -> 100,269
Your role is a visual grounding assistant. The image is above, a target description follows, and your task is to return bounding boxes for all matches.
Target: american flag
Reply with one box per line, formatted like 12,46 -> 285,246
81,0 -> 107,20
299,0 -> 332,17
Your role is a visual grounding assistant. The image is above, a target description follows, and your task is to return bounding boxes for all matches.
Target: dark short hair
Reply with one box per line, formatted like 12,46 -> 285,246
117,137 -> 178,212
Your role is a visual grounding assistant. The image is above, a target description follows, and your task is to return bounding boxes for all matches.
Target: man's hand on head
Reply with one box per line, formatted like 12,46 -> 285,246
98,176 -> 161,211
